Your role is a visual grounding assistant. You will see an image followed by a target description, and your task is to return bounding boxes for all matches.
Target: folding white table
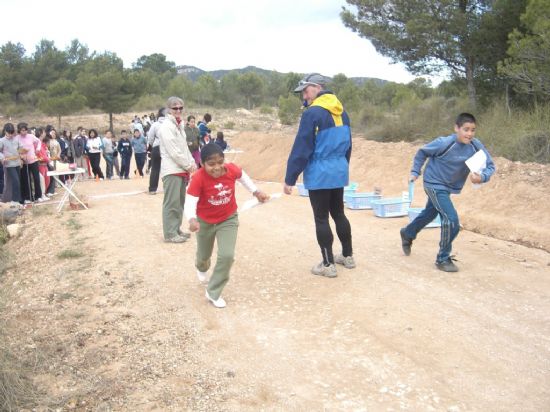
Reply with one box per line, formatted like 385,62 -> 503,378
47,168 -> 88,212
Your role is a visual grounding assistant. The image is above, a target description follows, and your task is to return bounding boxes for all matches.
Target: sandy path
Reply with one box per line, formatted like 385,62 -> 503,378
5,171 -> 547,411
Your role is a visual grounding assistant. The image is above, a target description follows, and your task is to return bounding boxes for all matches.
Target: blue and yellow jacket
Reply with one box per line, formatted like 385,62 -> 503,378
285,91 -> 352,189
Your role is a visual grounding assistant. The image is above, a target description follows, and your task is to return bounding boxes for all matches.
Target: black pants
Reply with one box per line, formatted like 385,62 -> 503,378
308,188 -> 353,265
120,155 -> 131,178
134,153 -> 146,176
148,146 -> 161,192
20,162 -> 42,202
3,166 -> 21,203
88,152 -> 104,179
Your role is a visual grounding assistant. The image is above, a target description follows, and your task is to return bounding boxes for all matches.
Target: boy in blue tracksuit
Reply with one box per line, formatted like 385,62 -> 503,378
117,130 -> 133,179
400,112 -> 495,272
284,73 -> 354,278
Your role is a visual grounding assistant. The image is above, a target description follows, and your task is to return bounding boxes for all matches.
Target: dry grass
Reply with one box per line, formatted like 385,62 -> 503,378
0,282 -> 38,411
57,249 -> 84,259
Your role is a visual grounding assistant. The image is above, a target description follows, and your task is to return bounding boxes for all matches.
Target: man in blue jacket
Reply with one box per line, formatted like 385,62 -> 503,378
284,73 -> 354,278
400,112 -> 495,272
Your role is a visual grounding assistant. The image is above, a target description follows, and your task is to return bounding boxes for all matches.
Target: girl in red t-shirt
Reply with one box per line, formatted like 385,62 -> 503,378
184,144 -> 269,308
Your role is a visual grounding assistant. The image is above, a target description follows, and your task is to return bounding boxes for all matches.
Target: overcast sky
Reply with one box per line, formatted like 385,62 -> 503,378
1,0 -> 430,84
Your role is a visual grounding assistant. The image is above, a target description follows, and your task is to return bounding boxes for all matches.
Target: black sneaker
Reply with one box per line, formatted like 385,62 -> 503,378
400,228 -> 412,256
435,259 -> 459,272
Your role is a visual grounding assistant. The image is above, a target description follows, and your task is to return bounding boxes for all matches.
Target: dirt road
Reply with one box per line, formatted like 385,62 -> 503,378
3,163 -> 549,411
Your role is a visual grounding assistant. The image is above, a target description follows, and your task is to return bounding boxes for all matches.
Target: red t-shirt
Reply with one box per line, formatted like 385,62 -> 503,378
187,163 -> 242,224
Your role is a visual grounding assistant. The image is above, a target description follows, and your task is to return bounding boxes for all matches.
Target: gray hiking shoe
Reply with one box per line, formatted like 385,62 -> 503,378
164,234 -> 188,243
178,230 -> 191,239
311,262 -> 337,278
334,254 -> 356,269
400,228 -> 413,256
435,259 -> 459,272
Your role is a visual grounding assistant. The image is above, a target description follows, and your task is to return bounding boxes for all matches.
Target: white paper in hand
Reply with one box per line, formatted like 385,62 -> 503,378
465,150 -> 487,189
240,193 -> 282,212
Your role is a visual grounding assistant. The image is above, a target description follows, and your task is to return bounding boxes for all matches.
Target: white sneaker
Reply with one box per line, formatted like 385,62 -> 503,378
24,200 -> 32,204
197,270 -> 209,283
205,290 -> 226,308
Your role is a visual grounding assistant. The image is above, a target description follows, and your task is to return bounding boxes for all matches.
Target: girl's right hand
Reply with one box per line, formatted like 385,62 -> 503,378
189,218 -> 200,232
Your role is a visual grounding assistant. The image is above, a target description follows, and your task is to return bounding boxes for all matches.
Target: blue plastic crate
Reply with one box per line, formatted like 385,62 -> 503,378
346,192 -> 383,209
296,183 -> 309,197
343,182 -> 359,202
408,207 -> 442,228
345,182 -> 359,191
371,197 -> 411,217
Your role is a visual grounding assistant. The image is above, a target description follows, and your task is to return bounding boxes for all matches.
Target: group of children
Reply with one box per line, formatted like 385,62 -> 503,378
0,122 -> 156,205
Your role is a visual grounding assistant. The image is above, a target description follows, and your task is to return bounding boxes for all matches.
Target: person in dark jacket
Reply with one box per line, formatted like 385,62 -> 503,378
283,73 -> 354,279
117,130 -> 133,179
73,126 -> 88,179
198,113 -> 212,147
214,131 -> 228,151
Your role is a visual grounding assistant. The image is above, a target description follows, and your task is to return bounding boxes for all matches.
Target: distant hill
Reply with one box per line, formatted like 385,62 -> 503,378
176,65 -> 388,85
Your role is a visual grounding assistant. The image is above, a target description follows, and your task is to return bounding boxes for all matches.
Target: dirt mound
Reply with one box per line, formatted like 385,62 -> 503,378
229,131 -> 550,251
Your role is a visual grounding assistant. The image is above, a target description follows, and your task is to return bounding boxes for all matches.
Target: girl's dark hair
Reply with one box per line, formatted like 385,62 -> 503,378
216,131 -> 224,140
203,113 -> 212,123
88,129 -> 98,138
187,115 -> 195,122
200,143 -> 224,163
17,122 -> 28,133
3,123 -> 15,135
63,130 -> 73,139
35,127 -> 45,138
157,107 -> 166,118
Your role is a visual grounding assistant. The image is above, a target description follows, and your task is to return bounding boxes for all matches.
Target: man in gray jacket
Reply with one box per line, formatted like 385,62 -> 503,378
159,97 -> 197,243
147,107 -> 166,194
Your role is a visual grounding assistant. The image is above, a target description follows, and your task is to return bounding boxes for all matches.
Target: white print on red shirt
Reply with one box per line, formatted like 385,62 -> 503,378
208,183 -> 233,206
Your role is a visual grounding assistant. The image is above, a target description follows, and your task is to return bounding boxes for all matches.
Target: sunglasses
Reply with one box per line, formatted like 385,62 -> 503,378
171,106 -> 184,111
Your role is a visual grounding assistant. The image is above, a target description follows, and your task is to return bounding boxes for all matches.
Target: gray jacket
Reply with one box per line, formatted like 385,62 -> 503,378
147,117 -> 165,148
0,136 -> 22,167
159,115 -> 195,178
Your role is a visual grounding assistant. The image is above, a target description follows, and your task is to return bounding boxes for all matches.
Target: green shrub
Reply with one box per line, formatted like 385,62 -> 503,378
223,121 -> 236,129
260,105 -> 273,115
363,96 -> 468,142
132,94 -> 164,112
278,94 -> 302,125
478,103 -> 550,163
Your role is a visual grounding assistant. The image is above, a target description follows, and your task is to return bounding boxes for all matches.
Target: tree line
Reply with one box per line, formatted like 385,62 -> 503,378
0,39 -> 306,130
0,0 -> 549,163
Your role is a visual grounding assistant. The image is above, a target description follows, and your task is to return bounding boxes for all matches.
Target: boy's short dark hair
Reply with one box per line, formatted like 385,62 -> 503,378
216,131 -> 224,139
187,115 -> 195,122
204,113 -> 212,123
455,112 -> 476,127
